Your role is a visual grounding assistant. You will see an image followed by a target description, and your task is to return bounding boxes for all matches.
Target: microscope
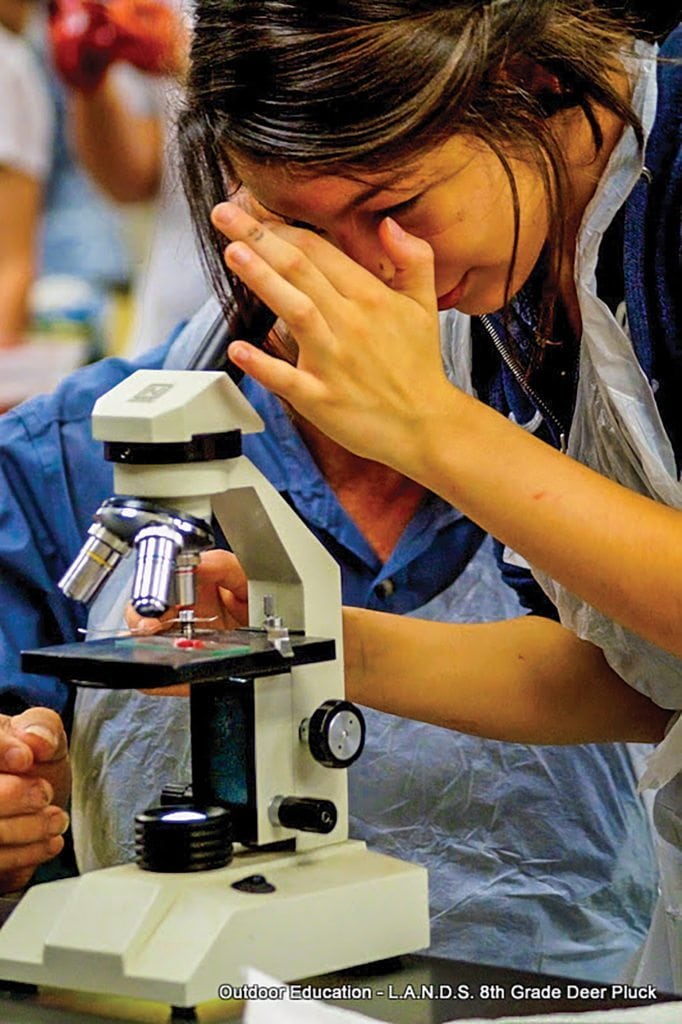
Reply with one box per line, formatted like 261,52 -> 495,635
0,369 -> 429,1011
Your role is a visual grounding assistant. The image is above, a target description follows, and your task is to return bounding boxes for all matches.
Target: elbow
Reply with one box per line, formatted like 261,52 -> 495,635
635,701 -> 673,744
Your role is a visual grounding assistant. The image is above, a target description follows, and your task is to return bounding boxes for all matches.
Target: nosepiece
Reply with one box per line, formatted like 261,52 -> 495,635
59,497 -> 214,613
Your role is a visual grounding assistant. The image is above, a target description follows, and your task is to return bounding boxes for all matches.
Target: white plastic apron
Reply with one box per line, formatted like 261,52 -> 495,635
527,45 -> 682,989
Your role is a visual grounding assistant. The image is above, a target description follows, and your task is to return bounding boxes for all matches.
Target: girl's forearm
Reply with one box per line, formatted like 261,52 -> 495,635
399,387 -> 682,659
343,606 -> 671,743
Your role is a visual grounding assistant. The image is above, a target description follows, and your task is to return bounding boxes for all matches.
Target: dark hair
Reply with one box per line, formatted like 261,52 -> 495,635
178,0 -> 643,348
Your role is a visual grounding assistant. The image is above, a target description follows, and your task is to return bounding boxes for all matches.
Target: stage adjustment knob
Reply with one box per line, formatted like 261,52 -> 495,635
302,699 -> 366,768
269,795 -> 337,834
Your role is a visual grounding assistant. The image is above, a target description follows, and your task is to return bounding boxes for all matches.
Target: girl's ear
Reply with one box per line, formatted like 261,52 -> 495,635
498,55 -> 567,111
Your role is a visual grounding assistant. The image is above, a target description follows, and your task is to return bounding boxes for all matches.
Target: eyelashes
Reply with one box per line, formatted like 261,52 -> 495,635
383,193 -> 423,220
265,190 -> 426,236
280,215 -> 325,234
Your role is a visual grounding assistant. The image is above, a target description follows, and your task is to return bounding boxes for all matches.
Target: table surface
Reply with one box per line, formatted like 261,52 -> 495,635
1,954 -> 677,1024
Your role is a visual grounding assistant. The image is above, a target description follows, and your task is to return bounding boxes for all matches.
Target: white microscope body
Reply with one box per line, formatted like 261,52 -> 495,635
0,370 -> 429,1009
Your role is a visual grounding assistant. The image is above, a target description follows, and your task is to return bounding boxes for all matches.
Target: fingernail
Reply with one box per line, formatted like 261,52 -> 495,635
226,242 -> 251,265
29,782 -> 52,809
21,724 -> 59,749
384,216 -> 406,239
212,203 -> 234,225
228,342 -> 249,364
3,746 -> 31,772
47,810 -> 70,836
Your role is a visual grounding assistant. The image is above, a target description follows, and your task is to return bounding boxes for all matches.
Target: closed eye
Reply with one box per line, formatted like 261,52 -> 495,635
279,215 -> 325,234
380,192 -> 424,221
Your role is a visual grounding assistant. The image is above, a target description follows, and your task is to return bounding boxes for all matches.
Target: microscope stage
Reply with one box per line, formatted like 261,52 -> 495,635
21,631 -> 335,689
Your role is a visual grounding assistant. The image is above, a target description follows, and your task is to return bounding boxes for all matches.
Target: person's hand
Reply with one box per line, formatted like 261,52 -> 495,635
125,549 -> 249,636
49,0 -> 116,93
211,202 -> 453,476
109,0 -> 190,79
125,550 -> 249,697
0,709 -> 70,895
49,0 -> 188,94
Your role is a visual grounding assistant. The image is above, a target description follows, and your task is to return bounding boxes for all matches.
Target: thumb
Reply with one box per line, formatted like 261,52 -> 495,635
198,549 -> 249,604
379,217 -> 437,310
11,708 -> 67,764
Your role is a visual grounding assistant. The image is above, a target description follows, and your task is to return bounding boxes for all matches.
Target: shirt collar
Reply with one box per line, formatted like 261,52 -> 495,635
241,378 -> 461,570
579,40 -> 658,256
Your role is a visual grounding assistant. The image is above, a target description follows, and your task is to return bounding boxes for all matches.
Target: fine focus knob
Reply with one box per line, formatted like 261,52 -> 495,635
269,795 -> 337,834
304,700 -> 366,768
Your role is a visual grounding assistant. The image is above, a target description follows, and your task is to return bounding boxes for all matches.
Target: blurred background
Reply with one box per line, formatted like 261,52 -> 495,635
0,0 -> 209,413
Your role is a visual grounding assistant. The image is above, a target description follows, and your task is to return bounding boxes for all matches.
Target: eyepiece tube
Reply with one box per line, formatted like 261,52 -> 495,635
58,523 -> 131,604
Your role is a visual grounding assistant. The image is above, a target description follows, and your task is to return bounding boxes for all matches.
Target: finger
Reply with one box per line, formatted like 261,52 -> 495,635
0,774 -> 53,817
197,550 -> 249,605
217,588 -> 249,628
228,341 -> 323,407
379,217 -> 437,310
140,684 -> 189,697
126,551 -> 250,633
213,203 -> 348,308
233,191 -> 400,301
224,241 -> 335,349
11,708 -> 68,764
194,550 -> 249,629
0,835 -> 65,878
0,735 -> 32,774
265,221 -> 383,300
0,807 -> 69,848
125,602 -> 176,635
0,866 -> 37,895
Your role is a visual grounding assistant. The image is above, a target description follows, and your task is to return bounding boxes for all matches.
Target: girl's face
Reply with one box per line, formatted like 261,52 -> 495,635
230,136 -> 552,314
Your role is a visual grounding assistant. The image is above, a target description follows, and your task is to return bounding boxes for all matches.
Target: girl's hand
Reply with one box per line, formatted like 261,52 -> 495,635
211,202 -> 453,475
125,549 -> 249,636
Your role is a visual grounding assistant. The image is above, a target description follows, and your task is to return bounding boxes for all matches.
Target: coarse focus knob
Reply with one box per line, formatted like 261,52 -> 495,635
303,700 -> 366,768
268,796 -> 337,834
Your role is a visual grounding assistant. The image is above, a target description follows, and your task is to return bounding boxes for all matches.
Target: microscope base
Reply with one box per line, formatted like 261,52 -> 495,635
0,839 -> 429,1008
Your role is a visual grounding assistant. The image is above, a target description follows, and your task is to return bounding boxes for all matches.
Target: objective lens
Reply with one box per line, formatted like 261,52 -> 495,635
131,524 -> 183,617
58,524 -> 131,604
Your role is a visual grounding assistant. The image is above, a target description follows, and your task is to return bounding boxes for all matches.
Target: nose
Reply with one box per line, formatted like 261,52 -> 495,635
332,221 -> 395,285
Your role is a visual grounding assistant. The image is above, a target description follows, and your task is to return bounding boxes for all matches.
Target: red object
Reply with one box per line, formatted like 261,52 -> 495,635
49,0 -> 184,93
173,638 -> 206,650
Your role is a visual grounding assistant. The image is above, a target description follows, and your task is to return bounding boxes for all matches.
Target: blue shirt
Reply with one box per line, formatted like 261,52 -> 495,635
241,375 -> 485,614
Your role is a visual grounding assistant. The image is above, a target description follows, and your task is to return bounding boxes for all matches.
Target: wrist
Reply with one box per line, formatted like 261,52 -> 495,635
399,380 -> 474,491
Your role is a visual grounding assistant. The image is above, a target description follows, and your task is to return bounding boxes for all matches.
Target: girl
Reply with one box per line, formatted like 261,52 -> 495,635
176,0 -> 682,988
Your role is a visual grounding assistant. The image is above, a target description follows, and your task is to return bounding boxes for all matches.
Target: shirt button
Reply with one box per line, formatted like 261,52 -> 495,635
375,578 -> 396,599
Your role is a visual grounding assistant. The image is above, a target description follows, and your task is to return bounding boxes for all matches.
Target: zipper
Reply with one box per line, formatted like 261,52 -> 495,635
479,313 -> 568,454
